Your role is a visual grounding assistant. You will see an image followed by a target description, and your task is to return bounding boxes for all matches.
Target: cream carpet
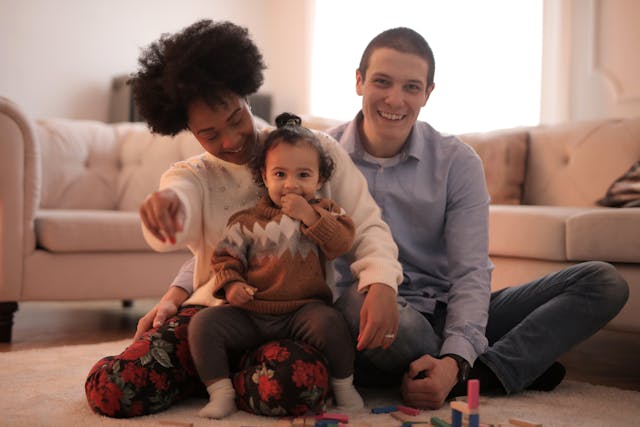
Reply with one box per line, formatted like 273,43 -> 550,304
1,339 -> 639,427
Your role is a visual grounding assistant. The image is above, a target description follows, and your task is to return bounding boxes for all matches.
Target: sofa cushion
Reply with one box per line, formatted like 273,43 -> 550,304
567,208 -> 640,262
458,128 -> 529,204
117,128 -> 204,211
35,209 -> 151,252
489,205 -> 587,260
523,117 -> 640,207
36,119 -> 141,210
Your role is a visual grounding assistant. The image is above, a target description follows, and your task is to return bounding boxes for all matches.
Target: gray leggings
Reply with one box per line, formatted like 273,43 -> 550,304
188,302 -> 354,382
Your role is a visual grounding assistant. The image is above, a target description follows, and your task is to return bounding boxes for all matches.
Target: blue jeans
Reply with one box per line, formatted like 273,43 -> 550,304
335,261 -> 629,393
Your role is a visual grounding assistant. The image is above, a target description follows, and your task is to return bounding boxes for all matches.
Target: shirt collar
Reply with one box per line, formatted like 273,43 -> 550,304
340,111 -> 424,163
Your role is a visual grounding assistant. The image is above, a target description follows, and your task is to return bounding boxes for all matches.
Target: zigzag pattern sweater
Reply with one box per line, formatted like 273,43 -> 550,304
210,195 -> 355,314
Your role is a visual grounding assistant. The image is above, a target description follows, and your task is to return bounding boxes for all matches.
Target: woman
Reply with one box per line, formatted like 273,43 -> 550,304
85,19 -> 401,418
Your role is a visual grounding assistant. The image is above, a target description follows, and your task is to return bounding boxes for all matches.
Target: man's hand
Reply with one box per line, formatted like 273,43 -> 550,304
280,193 -> 319,226
139,188 -> 185,244
401,354 -> 459,409
357,283 -> 398,351
133,286 -> 189,341
225,281 -> 256,306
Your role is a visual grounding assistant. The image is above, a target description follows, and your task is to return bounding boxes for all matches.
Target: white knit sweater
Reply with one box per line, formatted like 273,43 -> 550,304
142,127 -> 402,306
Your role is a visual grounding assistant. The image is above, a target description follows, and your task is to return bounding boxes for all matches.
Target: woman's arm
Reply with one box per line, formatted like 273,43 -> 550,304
316,132 -> 403,291
140,158 -> 206,251
133,285 -> 190,341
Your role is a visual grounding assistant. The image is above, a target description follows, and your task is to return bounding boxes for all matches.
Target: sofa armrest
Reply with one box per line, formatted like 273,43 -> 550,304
0,97 -> 40,300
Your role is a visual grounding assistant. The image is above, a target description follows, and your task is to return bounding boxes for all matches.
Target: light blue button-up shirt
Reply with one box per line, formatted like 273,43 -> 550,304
329,112 -> 493,363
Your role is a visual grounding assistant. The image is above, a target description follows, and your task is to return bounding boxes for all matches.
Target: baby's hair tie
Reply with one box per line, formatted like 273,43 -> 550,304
275,112 -> 302,128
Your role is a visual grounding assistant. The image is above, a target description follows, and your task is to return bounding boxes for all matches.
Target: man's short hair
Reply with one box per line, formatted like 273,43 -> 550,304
358,27 -> 435,88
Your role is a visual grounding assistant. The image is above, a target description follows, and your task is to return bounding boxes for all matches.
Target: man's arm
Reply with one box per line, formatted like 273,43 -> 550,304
402,143 -> 492,409
440,144 -> 492,364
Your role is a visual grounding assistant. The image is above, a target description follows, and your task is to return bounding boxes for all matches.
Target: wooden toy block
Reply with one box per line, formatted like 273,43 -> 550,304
316,413 -> 348,423
390,410 -> 432,423
451,407 -> 463,427
158,421 -> 193,427
275,421 -> 293,427
507,418 -> 542,427
292,417 -> 305,427
396,404 -> 421,416
468,413 -> 480,427
431,416 -> 452,427
371,405 -> 397,414
450,400 -> 478,415
467,379 -> 480,410
454,396 -> 489,405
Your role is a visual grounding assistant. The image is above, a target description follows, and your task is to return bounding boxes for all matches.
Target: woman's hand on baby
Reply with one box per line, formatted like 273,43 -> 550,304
139,188 -> 185,244
281,194 -> 319,226
225,281 -> 256,306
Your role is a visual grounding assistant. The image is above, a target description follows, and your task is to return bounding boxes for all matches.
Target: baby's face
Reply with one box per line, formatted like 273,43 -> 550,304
261,140 -> 322,207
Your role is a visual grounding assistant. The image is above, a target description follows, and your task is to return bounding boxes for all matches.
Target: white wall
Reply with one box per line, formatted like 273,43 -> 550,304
541,0 -> 640,123
0,0 -> 283,121
2,0 -> 639,125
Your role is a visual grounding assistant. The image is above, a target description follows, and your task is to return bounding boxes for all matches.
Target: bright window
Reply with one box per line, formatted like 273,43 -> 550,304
311,0 -> 543,133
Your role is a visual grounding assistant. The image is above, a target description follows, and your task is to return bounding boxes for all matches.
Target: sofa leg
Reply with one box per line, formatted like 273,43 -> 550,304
0,302 -> 18,343
122,300 -> 133,308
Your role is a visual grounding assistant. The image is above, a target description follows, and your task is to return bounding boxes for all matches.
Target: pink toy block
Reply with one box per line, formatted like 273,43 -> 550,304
467,379 -> 480,409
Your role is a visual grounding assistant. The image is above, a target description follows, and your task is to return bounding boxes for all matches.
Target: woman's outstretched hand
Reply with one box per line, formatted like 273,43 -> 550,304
139,188 -> 185,244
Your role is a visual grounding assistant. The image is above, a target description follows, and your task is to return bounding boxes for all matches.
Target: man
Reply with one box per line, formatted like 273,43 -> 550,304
329,27 -> 629,409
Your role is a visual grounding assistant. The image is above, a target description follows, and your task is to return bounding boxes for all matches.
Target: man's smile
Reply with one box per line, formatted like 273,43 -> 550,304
378,110 -> 406,121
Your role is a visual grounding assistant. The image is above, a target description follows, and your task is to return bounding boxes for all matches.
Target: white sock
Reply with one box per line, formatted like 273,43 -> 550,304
199,378 -> 237,419
331,375 -> 364,411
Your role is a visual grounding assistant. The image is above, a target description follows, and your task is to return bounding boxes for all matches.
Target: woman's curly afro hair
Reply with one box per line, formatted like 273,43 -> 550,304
129,20 -> 266,136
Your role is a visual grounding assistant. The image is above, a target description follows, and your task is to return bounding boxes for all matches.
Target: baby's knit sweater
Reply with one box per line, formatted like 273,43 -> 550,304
210,195 -> 355,314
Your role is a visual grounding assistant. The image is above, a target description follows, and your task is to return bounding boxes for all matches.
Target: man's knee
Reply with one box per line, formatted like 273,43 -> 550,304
583,261 -> 629,312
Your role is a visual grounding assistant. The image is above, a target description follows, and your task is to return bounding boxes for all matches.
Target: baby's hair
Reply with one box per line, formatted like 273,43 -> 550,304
250,112 -> 334,186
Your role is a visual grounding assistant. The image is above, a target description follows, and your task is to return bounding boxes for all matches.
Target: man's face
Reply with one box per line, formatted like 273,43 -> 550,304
356,48 -> 433,151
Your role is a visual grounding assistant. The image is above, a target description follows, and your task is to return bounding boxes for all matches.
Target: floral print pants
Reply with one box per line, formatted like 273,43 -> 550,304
85,305 -> 329,418
85,305 -> 205,418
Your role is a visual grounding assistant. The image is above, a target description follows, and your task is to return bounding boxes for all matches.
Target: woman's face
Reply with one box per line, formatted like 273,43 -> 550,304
187,95 -> 257,164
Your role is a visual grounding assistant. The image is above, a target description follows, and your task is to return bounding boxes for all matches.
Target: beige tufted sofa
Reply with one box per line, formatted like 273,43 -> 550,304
1,95 -> 638,342
457,119 -> 640,334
